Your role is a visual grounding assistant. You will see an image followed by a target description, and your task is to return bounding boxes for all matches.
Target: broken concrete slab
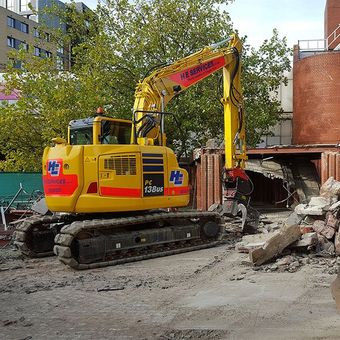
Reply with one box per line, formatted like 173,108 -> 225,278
235,233 -> 277,253
308,196 -> 334,210
249,221 -> 301,266
295,203 -> 324,216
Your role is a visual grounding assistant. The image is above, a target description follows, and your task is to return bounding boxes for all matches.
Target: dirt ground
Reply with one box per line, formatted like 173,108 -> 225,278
1,213 -> 340,340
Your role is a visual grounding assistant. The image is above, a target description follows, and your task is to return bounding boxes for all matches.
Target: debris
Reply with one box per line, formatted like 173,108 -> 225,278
312,220 -> 335,239
320,177 -> 340,198
335,232 -> 340,256
249,217 -> 301,266
325,212 -> 339,230
295,203 -> 323,216
30,198 -> 49,215
290,232 -> 318,250
316,235 -> 335,256
3,319 -> 17,326
97,286 -> 125,292
235,233 -> 276,253
300,225 -> 314,234
330,201 -> 340,212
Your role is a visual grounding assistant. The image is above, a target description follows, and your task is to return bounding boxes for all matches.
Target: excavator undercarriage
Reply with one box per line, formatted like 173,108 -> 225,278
15,211 -> 225,270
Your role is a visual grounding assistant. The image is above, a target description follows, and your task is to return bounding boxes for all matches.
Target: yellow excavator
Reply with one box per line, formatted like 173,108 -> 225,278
14,34 -> 254,269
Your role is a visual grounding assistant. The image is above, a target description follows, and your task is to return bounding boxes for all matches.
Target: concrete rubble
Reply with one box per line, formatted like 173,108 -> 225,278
235,176 -> 340,270
235,176 -> 340,311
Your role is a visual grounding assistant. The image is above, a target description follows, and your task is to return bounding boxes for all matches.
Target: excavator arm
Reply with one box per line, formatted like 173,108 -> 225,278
133,34 -> 246,172
133,34 -> 256,229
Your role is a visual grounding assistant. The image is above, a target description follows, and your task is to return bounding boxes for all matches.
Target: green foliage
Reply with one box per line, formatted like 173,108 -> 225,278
0,0 -> 291,170
243,29 -> 292,146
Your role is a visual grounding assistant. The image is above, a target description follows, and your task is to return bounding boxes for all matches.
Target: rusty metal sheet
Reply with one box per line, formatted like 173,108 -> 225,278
321,152 -> 340,183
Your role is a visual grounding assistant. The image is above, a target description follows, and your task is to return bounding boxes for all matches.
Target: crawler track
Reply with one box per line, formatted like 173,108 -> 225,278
54,211 -> 225,270
13,214 -> 76,257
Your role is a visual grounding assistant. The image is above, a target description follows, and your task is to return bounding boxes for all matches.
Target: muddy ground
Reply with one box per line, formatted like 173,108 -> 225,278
1,213 -> 340,340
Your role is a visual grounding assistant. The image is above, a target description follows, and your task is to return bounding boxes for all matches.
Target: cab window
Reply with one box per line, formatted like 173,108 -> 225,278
70,127 -> 93,145
101,120 -> 131,144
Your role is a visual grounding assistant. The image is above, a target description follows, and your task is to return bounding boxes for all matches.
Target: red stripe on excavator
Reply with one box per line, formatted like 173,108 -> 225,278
164,186 -> 189,196
43,174 -> 78,196
168,56 -> 226,88
100,187 -> 141,197
100,187 -> 189,197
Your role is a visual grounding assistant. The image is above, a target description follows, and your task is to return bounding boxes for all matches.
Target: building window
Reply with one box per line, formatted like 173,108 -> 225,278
45,33 -> 51,42
34,46 -> 41,57
20,22 -> 29,34
7,17 -> 15,28
7,37 -> 15,48
20,42 -> 29,51
57,46 -> 64,55
46,51 -> 52,58
33,28 -> 39,38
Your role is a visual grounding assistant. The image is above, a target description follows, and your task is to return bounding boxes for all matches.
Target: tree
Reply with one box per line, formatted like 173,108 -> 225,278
0,0 -> 291,171
243,29 -> 292,146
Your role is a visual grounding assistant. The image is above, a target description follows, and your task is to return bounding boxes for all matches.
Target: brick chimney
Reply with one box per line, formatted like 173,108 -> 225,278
324,0 -> 340,49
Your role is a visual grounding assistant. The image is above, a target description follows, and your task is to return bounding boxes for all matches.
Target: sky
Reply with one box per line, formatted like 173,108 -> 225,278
226,0 -> 326,48
78,0 -> 327,48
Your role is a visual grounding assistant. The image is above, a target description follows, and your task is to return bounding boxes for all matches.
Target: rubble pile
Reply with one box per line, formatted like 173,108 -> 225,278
236,177 -> 340,271
294,177 -> 340,256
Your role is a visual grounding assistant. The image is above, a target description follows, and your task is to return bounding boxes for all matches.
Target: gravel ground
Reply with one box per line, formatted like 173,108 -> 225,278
1,232 -> 340,340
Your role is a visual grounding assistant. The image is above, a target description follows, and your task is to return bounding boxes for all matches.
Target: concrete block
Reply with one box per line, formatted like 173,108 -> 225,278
235,233 -> 276,253
295,203 -> 324,216
320,177 -> 340,197
249,223 -> 301,266
309,196 -> 332,211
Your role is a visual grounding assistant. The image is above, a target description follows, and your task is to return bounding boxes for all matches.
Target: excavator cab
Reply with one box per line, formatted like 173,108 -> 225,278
68,116 -> 132,146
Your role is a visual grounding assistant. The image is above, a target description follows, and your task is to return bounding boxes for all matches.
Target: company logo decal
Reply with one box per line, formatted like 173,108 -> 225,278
47,160 -> 61,176
43,159 -> 78,196
170,170 -> 184,185
169,56 -> 225,87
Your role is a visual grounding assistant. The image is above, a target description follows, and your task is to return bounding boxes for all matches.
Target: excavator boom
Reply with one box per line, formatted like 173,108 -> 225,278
133,34 -> 246,170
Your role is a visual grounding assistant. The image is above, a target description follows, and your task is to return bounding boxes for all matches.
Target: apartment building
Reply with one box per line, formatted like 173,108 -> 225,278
0,5 -> 69,70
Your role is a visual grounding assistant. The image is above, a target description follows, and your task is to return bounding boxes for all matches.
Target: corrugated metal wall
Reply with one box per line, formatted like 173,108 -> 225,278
321,152 -> 340,183
196,152 -> 222,211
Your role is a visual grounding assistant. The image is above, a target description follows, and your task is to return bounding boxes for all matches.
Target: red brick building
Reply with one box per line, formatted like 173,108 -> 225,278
293,0 -> 340,145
